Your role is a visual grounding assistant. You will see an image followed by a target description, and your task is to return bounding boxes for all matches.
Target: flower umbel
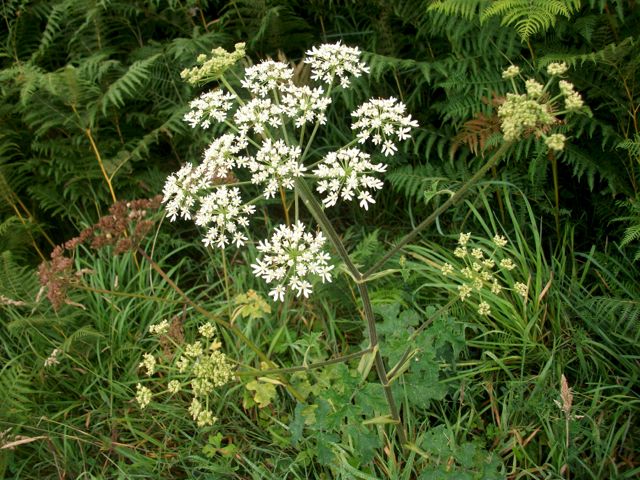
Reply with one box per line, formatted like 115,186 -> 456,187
351,97 -> 419,156
251,222 -> 334,302
314,147 -> 386,209
305,42 -> 369,88
248,139 -> 305,198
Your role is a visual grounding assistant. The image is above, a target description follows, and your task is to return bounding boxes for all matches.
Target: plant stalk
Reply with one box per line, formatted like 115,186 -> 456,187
363,141 -> 512,279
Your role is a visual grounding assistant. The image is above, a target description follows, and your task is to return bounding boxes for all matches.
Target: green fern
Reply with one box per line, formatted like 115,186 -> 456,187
430,0 -> 581,41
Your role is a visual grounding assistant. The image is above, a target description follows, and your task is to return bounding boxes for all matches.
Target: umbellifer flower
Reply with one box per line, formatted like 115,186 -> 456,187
247,139 -> 305,199
135,384 -> 152,409
194,186 -> 255,249
184,89 -> 236,128
351,97 -> 419,156
305,41 -> 369,88
314,147 -> 386,209
251,222 -> 334,302
241,60 -> 293,97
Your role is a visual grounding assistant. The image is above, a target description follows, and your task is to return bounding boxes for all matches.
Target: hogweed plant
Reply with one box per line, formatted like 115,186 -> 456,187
134,44 -> 589,448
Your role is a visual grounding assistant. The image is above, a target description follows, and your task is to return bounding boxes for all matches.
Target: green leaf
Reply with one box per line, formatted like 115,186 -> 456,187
245,379 -> 277,408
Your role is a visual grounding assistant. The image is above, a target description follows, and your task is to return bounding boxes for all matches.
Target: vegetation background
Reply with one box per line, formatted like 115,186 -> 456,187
0,0 -> 638,478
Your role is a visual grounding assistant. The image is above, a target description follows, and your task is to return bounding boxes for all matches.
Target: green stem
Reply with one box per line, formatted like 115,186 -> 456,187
551,151 -> 561,238
295,177 -> 407,445
363,141 -> 512,279
236,347 -> 373,377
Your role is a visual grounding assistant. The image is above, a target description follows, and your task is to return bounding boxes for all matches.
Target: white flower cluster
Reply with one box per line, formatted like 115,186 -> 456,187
545,133 -> 566,152
247,139 -> 305,198
162,42 -> 420,300
547,62 -> 568,76
502,65 -> 520,79
305,41 -> 370,88
135,321 -> 234,428
184,90 -> 236,129
194,186 -> 255,248
314,148 -> 386,209
251,222 -> 333,302
558,80 -> 584,111
281,84 -> 331,127
163,135 -> 254,248
234,97 -> 283,135
241,60 -> 293,97
351,97 -> 419,156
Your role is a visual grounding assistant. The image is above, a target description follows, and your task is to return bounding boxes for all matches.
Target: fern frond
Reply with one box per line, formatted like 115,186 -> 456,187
100,54 -> 161,114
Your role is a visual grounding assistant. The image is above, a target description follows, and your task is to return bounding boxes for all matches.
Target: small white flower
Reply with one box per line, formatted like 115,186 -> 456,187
305,42 -> 369,88
281,84 -> 331,127
149,319 -> 170,335
251,222 -> 334,302
184,89 -> 236,128
351,97 -> 418,156
458,232 -> 472,246
234,97 -> 283,135
198,322 -> 217,339
139,353 -> 156,376
547,62 -> 568,76
514,282 -> 528,297
458,285 -> 472,301
167,380 -> 181,394
502,65 -> 520,79
314,148 -> 386,209
196,409 -> 217,427
525,79 -> 544,98
194,186 -> 255,249
545,133 -> 566,152
248,139 -> 305,198
135,384 -> 152,409
241,60 -> 293,97
500,258 -> 516,271
478,301 -> 491,316
454,246 -> 467,258
492,234 -> 508,248
558,81 -> 584,110
441,263 -> 454,276
185,341 -> 204,358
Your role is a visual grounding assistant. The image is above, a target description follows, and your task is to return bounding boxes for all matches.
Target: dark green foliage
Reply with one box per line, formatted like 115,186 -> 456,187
1,0 -> 640,478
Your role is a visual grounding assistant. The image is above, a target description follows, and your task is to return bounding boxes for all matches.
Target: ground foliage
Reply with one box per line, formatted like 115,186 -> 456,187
0,0 -> 639,478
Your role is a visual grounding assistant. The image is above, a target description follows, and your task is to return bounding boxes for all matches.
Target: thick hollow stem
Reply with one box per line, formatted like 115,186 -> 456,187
295,177 -> 407,445
364,142 -> 512,279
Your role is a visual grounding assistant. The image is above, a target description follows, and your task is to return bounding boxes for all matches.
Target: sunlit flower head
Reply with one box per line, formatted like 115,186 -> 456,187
305,42 -> 370,88
314,147 -> 386,210
351,97 -> 418,156
251,222 -> 333,302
